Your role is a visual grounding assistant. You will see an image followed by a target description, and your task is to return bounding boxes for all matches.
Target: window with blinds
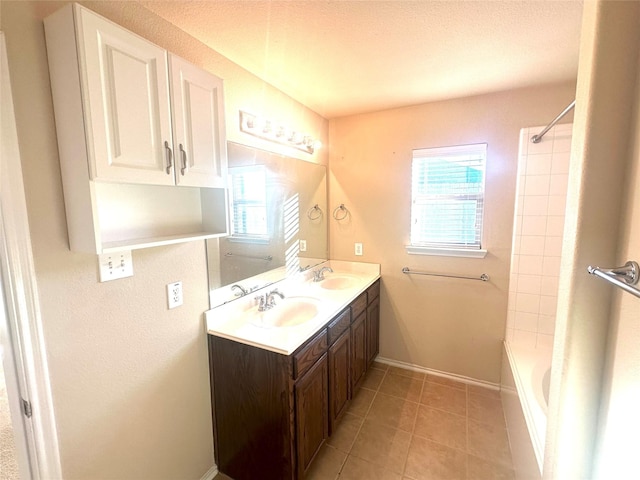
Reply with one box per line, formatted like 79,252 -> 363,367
229,166 -> 268,239
410,144 -> 487,251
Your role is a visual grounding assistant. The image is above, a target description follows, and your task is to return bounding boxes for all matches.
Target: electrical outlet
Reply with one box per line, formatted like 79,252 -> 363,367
98,251 -> 133,282
167,281 -> 183,309
300,240 -> 307,252
355,243 -> 363,256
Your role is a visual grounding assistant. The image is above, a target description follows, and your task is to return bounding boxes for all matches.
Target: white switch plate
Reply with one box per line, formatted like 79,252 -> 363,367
355,243 -> 363,256
300,240 -> 307,252
167,281 -> 183,309
98,251 -> 133,282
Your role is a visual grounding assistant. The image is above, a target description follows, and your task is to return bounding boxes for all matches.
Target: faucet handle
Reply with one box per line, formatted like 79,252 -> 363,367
255,295 -> 266,311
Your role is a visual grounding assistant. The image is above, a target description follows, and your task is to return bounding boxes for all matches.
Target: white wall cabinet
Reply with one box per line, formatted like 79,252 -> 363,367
44,4 -> 229,253
169,55 -> 227,188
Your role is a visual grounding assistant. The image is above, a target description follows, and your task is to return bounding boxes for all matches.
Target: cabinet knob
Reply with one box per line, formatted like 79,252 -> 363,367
164,141 -> 173,174
179,144 -> 187,175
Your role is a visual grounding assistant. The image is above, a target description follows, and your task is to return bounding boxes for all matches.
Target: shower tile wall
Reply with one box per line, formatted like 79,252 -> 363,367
506,123 -> 572,350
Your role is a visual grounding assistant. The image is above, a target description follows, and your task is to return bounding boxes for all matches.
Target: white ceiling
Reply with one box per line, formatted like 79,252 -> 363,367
142,1 -> 584,119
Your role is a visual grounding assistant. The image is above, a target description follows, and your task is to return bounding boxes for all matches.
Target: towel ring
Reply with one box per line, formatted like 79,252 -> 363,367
307,204 -> 323,220
333,204 -> 350,221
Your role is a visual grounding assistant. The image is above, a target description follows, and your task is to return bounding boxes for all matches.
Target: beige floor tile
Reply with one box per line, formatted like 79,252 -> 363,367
379,373 -> 424,403
420,381 -> 467,416
338,455 -> 403,480
349,419 -> 411,474
404,435 -> 467,480
348,387 -> 376,417
387,366 -> 426,380
327,413 -> 364,453
468,392 -> 506,428
413,404 -> 466,451
425,374 -> 467,391
360,368 -> 386,390
468,384 -> 501,399
467,454 -> 516,480
467,419 -> 513,468
366,392 -> 419,432
305,444 -> 347,480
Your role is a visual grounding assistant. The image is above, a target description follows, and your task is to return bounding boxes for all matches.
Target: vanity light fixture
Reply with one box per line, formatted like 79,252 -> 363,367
239,110 -> 320,154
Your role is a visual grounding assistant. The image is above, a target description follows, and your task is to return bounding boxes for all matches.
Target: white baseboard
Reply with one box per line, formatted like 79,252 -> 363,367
375,356 -> 500,391
200,465 -> 218,480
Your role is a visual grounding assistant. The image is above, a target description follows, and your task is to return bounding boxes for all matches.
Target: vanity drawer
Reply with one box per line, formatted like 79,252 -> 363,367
350,292 -> 367,320
294,330 -> 328,379
368,281 -> 380,301
327,308 -> 351,345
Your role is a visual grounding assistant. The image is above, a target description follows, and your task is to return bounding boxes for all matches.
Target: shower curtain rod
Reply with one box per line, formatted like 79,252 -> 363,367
530,100 -> 576,143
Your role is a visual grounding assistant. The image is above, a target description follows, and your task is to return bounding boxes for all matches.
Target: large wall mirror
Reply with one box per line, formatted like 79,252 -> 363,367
207,142 -> 328,308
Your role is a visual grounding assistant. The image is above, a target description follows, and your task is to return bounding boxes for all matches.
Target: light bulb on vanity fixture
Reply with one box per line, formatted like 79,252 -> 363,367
239,110 -> 319,154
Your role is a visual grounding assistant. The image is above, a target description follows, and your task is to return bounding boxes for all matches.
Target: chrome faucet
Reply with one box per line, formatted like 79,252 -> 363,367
313,266 -> 333,282
256,288 -> 285,311
231,284 -> 249,297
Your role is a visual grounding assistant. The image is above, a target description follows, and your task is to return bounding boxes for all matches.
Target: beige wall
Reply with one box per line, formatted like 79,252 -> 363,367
592,27 -> 640,479
544,1 -> 640,478
328,83 -> 575,383
0,1 -> 327,479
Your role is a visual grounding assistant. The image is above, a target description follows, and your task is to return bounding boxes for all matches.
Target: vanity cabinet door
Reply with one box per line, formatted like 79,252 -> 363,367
76,6 -> 174,185
366,296 -> 380,365
169,54 -> 227,188
328,329 -> 350,434
295,353 -> 328,478
351,311 -> 367,390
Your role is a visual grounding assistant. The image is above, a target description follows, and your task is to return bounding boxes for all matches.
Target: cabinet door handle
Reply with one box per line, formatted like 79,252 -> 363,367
179,144 -> 187,175
164,141 -> 173,174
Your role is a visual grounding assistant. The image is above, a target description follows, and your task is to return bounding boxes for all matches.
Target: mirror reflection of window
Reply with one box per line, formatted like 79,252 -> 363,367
229,166 -> 268,241
283,193 -> 301,275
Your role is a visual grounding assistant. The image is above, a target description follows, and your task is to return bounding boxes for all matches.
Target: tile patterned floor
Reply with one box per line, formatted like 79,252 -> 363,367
215,362 -> 514,480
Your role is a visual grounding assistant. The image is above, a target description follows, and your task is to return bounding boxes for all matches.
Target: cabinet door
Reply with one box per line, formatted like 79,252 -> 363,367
366,296 -> 380,365
169,54 -> 227,188
351,312 -> 367,390
295,353 -> 328,478
77,6 -> 174,185
328,330 -> 350,434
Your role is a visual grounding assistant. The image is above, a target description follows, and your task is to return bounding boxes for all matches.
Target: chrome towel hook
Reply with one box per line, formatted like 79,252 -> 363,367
307,204 -> 323,220
332,204 -> 350,221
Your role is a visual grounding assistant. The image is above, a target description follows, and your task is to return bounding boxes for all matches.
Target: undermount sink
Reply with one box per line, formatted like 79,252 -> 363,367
319,274 -> 358,290
255,296 -> 321,328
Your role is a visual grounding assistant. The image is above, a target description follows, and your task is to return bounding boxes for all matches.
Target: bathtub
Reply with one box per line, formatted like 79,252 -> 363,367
501,342 -> 552,480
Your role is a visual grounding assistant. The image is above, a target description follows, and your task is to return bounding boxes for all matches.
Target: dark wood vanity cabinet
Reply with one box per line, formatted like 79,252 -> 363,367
208,280 -> 380,480
366,296 -> 380,364
350,310 -> 367,390
295,353 -> 329,478
326,307 -> 351,435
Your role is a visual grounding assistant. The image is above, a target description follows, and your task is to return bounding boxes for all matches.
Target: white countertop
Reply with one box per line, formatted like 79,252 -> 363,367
205,260 -> 381,355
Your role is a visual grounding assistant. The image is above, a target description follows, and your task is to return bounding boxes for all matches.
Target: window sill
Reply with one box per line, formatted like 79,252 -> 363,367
405,245 -> 488,259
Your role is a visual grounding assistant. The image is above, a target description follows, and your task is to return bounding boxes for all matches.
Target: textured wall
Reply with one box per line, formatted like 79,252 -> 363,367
328,83 -> 576,384
0,1 -> 327,478
592,26 -> 640,479
544,1 -> 640,478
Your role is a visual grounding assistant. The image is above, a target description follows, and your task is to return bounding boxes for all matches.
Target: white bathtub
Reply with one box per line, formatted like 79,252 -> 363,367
501,342 -> 552,479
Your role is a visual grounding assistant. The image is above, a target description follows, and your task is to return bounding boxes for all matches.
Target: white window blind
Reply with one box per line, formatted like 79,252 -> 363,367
229,166 -> 268,239
411,144 -> 487,250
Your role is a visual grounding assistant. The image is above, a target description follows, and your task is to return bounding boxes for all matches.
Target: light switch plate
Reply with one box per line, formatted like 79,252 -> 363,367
167,281 -> 183,309
98,251 -> 133,282
300,240 -> 307,252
